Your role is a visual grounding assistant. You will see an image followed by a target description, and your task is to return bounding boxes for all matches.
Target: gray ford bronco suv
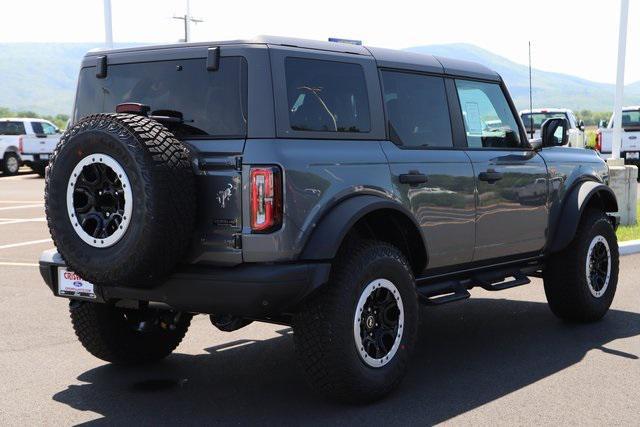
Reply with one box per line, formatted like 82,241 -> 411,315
40,36 -> 620,403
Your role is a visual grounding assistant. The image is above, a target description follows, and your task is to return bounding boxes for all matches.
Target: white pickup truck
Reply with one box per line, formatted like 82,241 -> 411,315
596,107 -> 640,168
520,108 -> 586,148
0,118 -> 61,176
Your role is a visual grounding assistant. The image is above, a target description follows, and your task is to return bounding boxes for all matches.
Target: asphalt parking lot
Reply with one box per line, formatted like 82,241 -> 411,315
0,169 -> 638,425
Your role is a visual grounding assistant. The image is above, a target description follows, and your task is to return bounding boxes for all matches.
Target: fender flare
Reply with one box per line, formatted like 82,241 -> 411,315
547,180 -> 618,253
299,195 -> 427,261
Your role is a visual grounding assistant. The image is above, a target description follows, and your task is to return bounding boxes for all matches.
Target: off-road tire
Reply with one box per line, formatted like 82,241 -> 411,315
293,240 -> 418,403
45,114 -> 195,287
70,301 -> 192,364
2,152 -> 20,175
544,209 -> 619,322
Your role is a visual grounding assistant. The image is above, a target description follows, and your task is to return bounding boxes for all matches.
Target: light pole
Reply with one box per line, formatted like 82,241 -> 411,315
103,0 -> 113,49
612,0 -> 629,160
173,0 -> 203,43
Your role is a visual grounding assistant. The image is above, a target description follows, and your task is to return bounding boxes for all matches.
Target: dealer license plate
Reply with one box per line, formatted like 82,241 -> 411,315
57,268 -> 96,299
626,152 -> 639,159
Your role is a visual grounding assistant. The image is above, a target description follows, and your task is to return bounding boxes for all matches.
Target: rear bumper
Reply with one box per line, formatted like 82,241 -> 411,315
39,249 -> 331,317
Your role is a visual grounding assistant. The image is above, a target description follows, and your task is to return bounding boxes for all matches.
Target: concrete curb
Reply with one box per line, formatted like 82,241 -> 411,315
620,239 -> 640,256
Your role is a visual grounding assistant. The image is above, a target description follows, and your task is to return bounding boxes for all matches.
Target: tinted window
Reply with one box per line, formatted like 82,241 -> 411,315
381,71 -> 452,148
455,80 -> 521,149
75,57 -> 248,138
0,121 -> 26,135
285,58 -> 370,133
31,122 -> 44,134
521,112 -> 568,130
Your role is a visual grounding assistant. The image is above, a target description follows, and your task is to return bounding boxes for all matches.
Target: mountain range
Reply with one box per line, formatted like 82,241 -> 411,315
1,42 -> 639,115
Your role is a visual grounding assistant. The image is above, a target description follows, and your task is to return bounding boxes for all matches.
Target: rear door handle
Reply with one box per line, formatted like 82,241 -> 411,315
399,171 -> 428,185
478,170 -> 503,183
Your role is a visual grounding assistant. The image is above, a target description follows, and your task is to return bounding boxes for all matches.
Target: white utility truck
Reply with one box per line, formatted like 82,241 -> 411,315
0,118 -> 61,176
596,107 -> 640,170
520,108 -> 586,148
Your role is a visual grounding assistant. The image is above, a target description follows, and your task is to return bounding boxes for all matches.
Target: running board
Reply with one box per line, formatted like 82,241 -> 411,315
417,269 -> 532,306
475,271 -> 530,291
418,279 -> 471,306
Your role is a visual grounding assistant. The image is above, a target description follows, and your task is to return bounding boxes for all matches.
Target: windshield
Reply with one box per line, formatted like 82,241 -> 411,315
74,57 -> 248,139
0,121 -> 26,135
520,112 -> 568,130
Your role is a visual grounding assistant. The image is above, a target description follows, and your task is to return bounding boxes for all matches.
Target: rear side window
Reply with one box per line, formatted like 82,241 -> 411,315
0,121 -> 26,135
74,57 -> 248,138
455,80 -> 521,149
621,110 -> 640,128
285,58 -> 370,133
31,122 -> 44,135
381,71 -> 453,148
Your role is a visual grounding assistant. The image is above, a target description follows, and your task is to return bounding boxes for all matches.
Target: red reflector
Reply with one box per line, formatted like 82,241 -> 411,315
115,103 -> 150,115
250,166 -> 282,233
18,136 -> 23,154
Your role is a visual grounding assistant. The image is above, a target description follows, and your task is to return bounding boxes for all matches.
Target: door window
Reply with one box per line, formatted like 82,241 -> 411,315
31,122 -> 44,135
41,122 -> 57,135
381,71 -> 453,148
455,80 -> 521,149
285,58 -> 370,133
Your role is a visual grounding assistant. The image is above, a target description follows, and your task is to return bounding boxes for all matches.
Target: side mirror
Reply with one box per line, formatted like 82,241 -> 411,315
577,119 -> 585,131
541,117 -> 569,147
598,119 -> 608,128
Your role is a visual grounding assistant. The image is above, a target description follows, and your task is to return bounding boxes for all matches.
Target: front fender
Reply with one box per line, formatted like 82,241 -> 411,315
547,180 -> 618,253
299,195 -> 424,260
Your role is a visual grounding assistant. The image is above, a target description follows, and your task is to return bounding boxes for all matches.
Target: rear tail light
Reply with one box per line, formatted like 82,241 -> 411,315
595,131 -> 602,152
250,166 -> 282,233
18,136 -> 23,154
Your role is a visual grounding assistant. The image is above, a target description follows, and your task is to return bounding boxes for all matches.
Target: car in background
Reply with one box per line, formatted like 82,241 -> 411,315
0,118 -> 61,176
596,107 -> 640,171
520,108 -> 586,148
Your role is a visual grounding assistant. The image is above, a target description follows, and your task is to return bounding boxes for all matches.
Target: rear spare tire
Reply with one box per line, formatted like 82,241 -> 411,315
45,113 -> 195,287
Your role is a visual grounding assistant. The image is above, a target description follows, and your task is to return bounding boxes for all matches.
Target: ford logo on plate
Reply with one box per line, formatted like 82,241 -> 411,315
73,281 -> 83,288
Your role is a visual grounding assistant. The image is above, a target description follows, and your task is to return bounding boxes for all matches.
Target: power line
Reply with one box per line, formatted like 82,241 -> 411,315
172,0 -> 203,43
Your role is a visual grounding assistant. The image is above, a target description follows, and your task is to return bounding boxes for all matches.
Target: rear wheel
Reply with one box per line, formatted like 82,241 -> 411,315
70,301 -> 192,364
293,240 -> 418,403
2,152 -> 20,175
544,209 -> 619,322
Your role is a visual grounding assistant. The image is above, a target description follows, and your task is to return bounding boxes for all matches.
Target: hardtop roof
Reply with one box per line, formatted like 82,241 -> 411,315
84,36 -> 501,81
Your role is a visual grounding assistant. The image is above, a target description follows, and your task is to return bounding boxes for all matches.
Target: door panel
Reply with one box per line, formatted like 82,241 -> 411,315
383,142 -> 476,268
466,150 -> 548,260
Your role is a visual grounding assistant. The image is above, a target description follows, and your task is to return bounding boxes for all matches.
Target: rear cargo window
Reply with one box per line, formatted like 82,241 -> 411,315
285,58 -> 370,133
0,121 -> 26,135
74,57 -> 248,139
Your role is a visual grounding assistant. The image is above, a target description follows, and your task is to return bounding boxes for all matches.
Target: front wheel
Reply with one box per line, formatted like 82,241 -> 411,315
70,301 -> 192,364
544,209 -> 619,322
293,240 -> 418,403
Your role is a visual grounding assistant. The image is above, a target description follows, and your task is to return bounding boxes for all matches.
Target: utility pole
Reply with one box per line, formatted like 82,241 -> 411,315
103,0 -> 113,49
173,0 -> 203,43
612,0 -> 629,160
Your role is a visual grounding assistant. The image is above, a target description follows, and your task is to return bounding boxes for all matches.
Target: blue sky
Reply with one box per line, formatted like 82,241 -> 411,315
0,0 -> 638,84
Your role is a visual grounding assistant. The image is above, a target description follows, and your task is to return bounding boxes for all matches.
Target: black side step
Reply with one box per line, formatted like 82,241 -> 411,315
416,269 -> 533,306
418,279 -> 471,306
475,271 -> 530,291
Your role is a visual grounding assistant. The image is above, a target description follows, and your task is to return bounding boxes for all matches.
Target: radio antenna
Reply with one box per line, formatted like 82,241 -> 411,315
528,41 -> 534,138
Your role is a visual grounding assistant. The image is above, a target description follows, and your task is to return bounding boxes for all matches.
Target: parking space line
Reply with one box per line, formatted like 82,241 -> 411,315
0,217 -> 46,225
0,204 -> 44,211
0,200 -> 43,204
0,261 -> 39,267
0,239 -> 52,250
